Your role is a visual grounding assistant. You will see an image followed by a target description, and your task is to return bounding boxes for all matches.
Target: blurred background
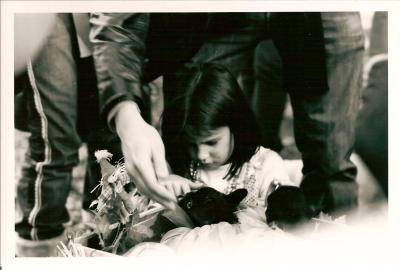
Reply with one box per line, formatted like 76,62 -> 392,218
14,11 -> 388,231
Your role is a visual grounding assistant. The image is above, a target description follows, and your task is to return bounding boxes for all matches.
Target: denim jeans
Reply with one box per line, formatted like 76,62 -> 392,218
15,14 -> 127,241
296,13 -> 364,215
15,14 -> 81,240
14,13 -> 115,241
181,12 -> 365,215
251,40 -> 286,152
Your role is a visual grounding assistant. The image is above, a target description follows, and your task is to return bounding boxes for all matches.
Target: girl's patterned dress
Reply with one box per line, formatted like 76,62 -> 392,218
189,147 -> 294,208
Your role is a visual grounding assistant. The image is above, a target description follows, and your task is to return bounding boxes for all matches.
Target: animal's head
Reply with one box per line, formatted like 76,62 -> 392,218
178,187 -> 248,227
265,186 -> 312,232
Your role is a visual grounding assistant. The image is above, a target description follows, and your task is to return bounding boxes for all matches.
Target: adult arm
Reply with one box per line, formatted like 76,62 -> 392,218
90,13 -> 148,118
90,13 -> 177,209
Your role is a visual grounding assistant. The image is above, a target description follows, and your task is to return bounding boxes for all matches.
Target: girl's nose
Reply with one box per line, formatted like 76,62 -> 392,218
197,145 -> 210,162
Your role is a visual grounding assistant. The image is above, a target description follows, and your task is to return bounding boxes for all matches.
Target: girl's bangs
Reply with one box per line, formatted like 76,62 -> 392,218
184,124 -> 217,143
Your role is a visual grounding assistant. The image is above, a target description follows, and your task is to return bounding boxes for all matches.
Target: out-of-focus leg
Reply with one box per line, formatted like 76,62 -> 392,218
15,14 -> 81,256
292,12 -> 365,216
252,40 -> 286,152
163,13 -> 266,106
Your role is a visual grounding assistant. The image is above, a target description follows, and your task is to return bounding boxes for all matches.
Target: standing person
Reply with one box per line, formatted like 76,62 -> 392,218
90,12 -> 364,217
355,11 -> 388,196
14,13 -> 117,257
298,13 -> 364,216
15,14 -> 83,256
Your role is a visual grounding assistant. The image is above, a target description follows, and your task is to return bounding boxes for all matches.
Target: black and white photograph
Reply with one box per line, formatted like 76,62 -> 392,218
1,1 -> 399,269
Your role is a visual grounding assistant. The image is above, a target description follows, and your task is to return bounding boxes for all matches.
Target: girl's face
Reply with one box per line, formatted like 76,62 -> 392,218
188,127 -> 234,170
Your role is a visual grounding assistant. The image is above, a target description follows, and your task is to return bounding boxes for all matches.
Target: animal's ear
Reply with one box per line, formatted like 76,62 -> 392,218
226,189 -> 248,206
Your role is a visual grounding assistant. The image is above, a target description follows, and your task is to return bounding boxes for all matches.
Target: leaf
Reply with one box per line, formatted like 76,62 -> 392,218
89,156 -> 168,253
89,200 -> 99,209
109,223 -> 120,230
115,181 -> 123,193
108,174 -> 117,183
84,222 -> 97,230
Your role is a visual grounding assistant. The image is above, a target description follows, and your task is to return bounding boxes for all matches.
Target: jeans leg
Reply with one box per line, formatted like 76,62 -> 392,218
208,16 -> 262,99
252,40 -> 286,152
161,14 -> 266,106
293,12 -> 365,215
190,13 -> 266,73
15,14 -> 81,240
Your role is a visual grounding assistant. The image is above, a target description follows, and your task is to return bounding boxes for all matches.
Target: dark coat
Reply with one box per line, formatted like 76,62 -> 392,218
89,13 -> 328,122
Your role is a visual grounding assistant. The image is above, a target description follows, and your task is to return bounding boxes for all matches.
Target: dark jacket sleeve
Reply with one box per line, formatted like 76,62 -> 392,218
89,13 -> 149,121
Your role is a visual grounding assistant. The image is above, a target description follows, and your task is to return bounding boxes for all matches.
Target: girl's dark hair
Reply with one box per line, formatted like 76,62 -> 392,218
162,63 -> 261,180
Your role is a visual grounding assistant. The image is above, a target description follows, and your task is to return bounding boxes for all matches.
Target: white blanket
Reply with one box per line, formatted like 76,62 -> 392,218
126,207 -> 298,257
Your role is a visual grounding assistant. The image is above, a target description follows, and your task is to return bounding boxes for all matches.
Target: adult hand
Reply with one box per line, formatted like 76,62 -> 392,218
114,101 -> 177,210
160,174 -> 204,198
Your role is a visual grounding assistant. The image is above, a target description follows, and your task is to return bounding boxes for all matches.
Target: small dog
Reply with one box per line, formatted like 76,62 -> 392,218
265,185 -> 312,232
178,187 -> 248,227
150,187 -> 248,238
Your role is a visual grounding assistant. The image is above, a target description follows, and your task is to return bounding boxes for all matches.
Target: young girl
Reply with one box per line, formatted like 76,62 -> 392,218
161,63 -> 294,208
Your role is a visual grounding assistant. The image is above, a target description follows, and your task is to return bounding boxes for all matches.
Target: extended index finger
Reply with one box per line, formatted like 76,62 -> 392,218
188,181 -> 205,190
133,156 -> 177,208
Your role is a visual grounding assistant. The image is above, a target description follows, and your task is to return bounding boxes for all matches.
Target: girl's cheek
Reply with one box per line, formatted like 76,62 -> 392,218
218,145 -> 229,162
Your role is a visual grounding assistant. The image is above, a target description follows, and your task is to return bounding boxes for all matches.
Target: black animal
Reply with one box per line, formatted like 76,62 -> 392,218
152,185 -> 312,239
150,187 -> 248,239
178,187 -> 248,227
180,186 -> 312,231
265,185 -> 312,232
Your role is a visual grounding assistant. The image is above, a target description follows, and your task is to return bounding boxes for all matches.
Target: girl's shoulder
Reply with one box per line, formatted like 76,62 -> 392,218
249,146 -> 283,169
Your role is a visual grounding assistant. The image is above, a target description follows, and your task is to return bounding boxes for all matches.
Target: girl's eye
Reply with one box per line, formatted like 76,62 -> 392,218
205,140 -> 218,146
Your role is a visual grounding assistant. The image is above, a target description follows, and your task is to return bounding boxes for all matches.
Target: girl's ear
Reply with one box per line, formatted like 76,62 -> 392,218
226,189 -> 248,206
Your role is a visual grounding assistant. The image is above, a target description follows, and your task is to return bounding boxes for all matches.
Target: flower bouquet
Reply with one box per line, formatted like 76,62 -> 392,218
58,150 -> 168,256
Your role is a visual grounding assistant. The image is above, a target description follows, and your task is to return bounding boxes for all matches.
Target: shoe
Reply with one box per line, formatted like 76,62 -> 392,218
16,233 -> 65,257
